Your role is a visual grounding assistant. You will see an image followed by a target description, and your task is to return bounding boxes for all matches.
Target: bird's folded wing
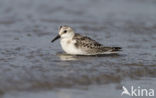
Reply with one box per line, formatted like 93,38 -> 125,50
73,33 -> 121,53
73,33 -> 103,49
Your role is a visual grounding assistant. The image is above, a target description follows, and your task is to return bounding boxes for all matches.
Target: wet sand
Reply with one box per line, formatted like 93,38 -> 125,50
3,78 -> 156,98
0,0 -> 156,98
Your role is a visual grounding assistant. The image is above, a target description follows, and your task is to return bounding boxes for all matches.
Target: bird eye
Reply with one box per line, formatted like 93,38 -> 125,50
64,30 -> 67,33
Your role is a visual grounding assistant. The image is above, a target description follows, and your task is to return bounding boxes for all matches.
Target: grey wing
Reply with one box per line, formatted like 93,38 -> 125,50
73,33 -> 121,54
73,33 -> 102,48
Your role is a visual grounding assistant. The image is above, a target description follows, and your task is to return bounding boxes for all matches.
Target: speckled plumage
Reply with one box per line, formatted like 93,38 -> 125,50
73,33 -> 121,55
51,25 -> 121,55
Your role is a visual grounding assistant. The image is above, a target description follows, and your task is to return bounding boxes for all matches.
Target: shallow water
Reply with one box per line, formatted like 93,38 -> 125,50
3,78 -> 156,98
0,0 -> 156,97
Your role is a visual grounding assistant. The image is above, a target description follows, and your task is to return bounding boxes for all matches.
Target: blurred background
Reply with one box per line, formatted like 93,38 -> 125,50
0,0 -> 156,98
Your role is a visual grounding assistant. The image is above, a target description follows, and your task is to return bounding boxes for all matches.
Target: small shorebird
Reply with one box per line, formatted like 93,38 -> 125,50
51,25 -> 121,55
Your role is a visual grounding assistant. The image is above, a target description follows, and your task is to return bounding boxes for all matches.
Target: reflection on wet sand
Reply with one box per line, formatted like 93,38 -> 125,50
57,52 -> 121,61
56,52 -> 81,61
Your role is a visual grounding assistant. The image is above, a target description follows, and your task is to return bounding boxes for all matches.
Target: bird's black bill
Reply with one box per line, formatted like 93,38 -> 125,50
51,35 -> 60,43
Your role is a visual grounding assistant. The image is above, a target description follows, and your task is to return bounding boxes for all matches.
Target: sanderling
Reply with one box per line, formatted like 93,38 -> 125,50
51,25 -> 121,55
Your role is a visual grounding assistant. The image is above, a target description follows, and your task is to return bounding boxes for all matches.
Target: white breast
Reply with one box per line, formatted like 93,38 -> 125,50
60,38 -> 84,55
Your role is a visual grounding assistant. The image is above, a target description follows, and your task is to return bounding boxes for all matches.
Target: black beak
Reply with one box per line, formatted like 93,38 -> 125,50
51,35 -> 60,43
